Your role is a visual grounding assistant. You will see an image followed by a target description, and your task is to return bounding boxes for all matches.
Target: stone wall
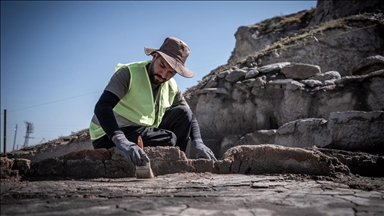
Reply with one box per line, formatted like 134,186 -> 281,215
188,58 -> 384,155
2,144 -> 384,181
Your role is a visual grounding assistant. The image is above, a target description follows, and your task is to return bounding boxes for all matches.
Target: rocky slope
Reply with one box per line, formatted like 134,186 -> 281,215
184,0 -> 384,158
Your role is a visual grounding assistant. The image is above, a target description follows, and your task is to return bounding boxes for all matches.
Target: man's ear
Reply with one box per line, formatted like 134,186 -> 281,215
152,52 -> 158,59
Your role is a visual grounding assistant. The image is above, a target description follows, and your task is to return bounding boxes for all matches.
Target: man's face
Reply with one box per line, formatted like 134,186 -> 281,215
148,54 -> 177,85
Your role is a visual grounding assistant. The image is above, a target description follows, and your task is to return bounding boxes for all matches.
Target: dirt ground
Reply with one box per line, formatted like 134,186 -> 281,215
1,172 -> 383,216
282,173 -> 384,191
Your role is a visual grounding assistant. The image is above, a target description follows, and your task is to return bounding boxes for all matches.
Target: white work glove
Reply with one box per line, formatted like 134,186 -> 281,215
113,135 -> 150,166
190,139 -> 217,161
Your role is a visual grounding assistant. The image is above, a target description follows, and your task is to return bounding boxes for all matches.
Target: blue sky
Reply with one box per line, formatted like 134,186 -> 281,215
1,1 -> 317,152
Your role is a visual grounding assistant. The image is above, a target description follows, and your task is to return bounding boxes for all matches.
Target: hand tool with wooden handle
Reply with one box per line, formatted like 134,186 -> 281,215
135,136 -> 154,178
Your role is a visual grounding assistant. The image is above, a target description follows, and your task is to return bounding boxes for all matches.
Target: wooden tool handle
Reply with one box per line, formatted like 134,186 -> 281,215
137,135 -> 144,150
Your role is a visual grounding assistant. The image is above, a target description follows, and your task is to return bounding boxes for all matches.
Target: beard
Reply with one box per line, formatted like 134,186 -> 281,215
148,62 -> 166,85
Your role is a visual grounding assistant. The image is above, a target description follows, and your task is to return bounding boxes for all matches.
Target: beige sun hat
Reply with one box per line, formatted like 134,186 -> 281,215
144,37 -> 194,78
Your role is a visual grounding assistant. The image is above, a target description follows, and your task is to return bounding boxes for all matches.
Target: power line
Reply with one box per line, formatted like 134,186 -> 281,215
3,91 -> 101,113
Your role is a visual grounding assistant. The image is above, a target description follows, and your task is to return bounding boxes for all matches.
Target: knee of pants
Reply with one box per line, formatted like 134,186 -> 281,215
147,129 -> 177,147
167,131 -> 177,147
169,105 -> 193,120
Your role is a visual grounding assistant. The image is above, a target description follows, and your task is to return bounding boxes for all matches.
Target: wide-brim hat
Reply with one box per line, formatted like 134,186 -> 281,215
144,37 -> 194,78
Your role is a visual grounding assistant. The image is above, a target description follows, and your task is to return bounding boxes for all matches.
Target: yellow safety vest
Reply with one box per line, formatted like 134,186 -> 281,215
89,61 -> 178,140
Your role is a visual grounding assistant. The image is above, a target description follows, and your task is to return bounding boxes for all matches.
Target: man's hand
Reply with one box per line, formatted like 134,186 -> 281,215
113,135 -> 150,166
191,139 -> 217,161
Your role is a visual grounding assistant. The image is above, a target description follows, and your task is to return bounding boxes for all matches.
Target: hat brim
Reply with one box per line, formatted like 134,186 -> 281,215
144,47 -> 195,78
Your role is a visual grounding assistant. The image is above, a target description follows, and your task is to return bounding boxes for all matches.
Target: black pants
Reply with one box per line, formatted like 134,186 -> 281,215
92,105 -> 193,152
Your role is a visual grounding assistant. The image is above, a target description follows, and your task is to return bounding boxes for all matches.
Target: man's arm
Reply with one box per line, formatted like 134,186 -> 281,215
94,90 -> 121,139
172,90 -> 217,160
171,88 -> 189,107
171,90 -> 203,141
94,66 -> 149,166
94,66 -> 130,139
189,115 -> 217,160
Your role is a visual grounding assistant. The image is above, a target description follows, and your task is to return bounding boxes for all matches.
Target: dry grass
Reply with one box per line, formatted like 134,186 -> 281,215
237,12 -> 373,65
258,8 -> 316,33
281,8 -> 316,26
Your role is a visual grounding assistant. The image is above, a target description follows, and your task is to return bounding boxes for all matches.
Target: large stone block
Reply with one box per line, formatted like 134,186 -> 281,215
327,111 -> 384,153
145,146 -> 195,176
30,158 -> 64,177
105,147 -> 135,178
0,157 -> 16,179
63,148 -> 110,161
12,158 -> 31,176
222,144 -> 350,176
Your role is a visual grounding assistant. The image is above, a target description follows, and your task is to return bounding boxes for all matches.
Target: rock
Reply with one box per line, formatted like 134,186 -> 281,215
217,70 -> 230,79
326,111 -> 384,153
218,110 -> 384,162
351,55 -> 384,75
268,78 -> 294,86
191,159 -> 215,173
234,81 -> 250,93
300,79 -> 323,88
246,56 -> 255,66
222,145 -> 350,176
310,71 -> 341,82
229,9 -> 315,63
204,76 -> 218,88
64,149 -> 110,178
314,148 -> 384,177
286,80 -> 305,90
313,0 -> 383,25
241,78 -> 257,88
252,76 -> 267,88
63,148 -> 110,161
226,12 -> 384,77
276,118 -> 331,148
225,69 -> 247,83
196,88 -> 229,95
258,62 -> 291,73
189,68 -> 384,148
146,146 -> 194,176
218,130 -> 277,159
245,68 -> 259,79
281,63 -> 321,79
5,144 -> 384,180
1,157 -> 16,179
324,80 -> 336,86
12,158 -> 31,176
30,157 -> 64,177
213,158 -> 232,174
105,147 -> 135,178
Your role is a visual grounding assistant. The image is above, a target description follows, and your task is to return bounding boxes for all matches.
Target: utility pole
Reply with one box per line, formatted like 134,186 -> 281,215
13,124 -> 18,151
3,109 -> 7,153
23,121 -> 34,148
